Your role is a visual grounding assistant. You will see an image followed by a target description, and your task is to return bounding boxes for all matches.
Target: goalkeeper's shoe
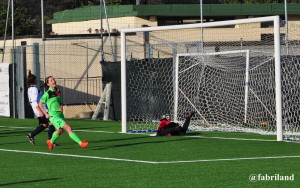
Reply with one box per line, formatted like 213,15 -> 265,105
80,140 -> 89,148
27,134 -> 35,146
187,111 -> 196,118
46,140 -> 54,150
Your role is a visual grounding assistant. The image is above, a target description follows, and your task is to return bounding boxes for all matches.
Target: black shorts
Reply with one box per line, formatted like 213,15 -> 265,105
38,115 -> 49,125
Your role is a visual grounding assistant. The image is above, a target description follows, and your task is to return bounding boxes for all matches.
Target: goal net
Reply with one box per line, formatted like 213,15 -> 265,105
175,50 -> 274,133
121,16 -> 300,141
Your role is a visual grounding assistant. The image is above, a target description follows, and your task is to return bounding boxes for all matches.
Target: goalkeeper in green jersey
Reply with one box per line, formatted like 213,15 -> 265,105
39,76 -> 88,150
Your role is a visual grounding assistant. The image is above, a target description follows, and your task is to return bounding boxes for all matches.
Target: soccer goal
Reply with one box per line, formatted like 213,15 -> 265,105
121,15 -> 300,141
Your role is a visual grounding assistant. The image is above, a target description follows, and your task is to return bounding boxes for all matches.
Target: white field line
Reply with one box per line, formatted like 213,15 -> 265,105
74,130 -> 114,134
1,148 -> 300,164
0,126 -> 114,134
1,126 -> 300,163
0,149 -> 155,164
1,126 -> 299,143
0,126 -> 33,129
184,135 -> 300,144
154,155 -> 300,164
185,135 -> 277,142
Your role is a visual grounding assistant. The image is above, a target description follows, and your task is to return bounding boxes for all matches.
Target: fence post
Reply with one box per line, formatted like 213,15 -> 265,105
32,43 -> 40,88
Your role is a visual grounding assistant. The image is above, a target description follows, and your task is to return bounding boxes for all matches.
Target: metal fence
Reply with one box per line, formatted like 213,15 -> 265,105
57,77 -> 102,105
0,39 -> 104,118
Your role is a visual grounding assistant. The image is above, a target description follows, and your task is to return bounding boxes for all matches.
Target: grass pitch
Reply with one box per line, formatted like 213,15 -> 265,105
0,117 -> 299,187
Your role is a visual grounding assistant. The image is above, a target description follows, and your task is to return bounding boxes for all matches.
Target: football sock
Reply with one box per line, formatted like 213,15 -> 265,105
30,125 -> 46,137
48,125 -> 55,140
69,133 -> 81,145
182,117 -> 191,133
50,133 -> 60,143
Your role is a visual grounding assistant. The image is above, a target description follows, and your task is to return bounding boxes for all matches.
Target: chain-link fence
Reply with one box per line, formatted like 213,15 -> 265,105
0,39 -> 106,119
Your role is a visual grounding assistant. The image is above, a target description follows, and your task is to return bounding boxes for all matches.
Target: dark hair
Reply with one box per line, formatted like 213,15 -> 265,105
27,70 -> 36,86
44,76 -> 53,91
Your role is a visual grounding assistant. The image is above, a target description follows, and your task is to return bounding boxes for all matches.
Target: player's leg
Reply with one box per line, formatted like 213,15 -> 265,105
181,112 -> 195,133
48,123 -> 62,146
166,122 -> 178,129
157,126 -> 179,136
62,124 -> 88,148
157,128 -> 174,136
46,115 -> 65,150
47,114 -> 88,150
27,116 -> 48,145
47,124 -> 55,140
157,122 -> 180,136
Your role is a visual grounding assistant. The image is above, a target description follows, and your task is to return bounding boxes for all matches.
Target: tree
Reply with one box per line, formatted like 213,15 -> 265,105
244,0 -> 278,3
220,0 -> 243,3
221,0 -> 280,3
1,0 -> 299,37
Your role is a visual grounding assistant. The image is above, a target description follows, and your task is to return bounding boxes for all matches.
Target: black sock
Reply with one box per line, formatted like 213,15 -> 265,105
30,125 -> 46,137
182,117 -> 191,133
48,125 -> 55,140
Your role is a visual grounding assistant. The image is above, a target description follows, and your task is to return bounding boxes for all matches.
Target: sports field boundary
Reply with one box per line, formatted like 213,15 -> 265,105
2,125 -> 300,143
1,148 -> 300,164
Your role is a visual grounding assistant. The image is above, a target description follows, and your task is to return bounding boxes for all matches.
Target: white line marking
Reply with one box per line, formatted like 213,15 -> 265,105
74,130 -> 114,134
186,135 -> 277,142
1,148 -> 300,164
1,126 -> 299,143
0,126 -> 114,134
154,155 -> 300,164
184,135 -> 300,143
0,149 -> 155,164
0,126 -> 32,129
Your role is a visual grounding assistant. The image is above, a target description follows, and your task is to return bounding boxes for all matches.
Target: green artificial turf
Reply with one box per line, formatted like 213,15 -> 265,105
0,117 -> 299,187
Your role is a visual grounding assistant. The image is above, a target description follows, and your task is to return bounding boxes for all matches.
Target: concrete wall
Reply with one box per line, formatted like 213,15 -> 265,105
51,16 -> 158,35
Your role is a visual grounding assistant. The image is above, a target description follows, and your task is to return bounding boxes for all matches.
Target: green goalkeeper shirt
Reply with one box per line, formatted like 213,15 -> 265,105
40,88 -> 62,116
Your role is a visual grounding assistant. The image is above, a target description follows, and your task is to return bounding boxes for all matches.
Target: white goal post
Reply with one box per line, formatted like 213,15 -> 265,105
121,16 -> 283,141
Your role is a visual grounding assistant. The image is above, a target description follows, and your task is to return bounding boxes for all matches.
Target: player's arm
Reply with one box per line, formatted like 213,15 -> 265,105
39,93 -> 50,119
56,88 -> 63,112
28,87 -> 43,116
157,120 -> 167,132
35,104 -> 44,117
154,120 -> 167,136
39,101 -> 49,118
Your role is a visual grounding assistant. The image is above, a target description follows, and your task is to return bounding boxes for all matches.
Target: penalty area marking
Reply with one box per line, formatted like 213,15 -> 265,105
185,135 -> 277,142
1,148 -> 300,164
184,135 -> 300,143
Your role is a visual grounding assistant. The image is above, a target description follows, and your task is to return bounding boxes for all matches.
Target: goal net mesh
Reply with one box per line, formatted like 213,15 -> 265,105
176,51 -> 275,134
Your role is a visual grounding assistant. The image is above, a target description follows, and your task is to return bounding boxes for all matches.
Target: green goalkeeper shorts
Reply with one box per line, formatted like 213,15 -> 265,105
49,114 -> 66,130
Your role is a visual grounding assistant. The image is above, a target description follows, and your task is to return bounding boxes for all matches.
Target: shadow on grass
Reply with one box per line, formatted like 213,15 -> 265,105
91,136 -> 149,143
185,131 -> 202,136
0,130 -> 32,137
74,126 -> 114,130
0,178 -> 61,187
0,141 -> 27,146
38,134 -> 202,151
89,136 -> 198,150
